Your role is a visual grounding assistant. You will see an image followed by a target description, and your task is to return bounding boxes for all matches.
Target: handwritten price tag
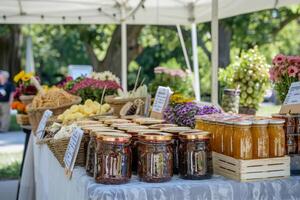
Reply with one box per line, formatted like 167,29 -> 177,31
280,81 -> 300,114
151,86 -> 172,119
36,110 -> 53,139
64,127 -> 83,179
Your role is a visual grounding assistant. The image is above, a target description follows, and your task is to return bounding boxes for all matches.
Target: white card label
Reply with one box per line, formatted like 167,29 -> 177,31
283,82 -> 300,105
36,110 -> 53,139
152,86 -> 172,113
64,127 -> 83,177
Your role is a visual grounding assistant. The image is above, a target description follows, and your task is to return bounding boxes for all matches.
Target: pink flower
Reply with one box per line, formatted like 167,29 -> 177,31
154,66 -> 166,74
273,54 -> 286,65
287,56 -> 300,66
288,66 -> 298,78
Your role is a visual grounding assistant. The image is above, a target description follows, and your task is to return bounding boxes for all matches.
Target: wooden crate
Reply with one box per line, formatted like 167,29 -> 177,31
212,152 -> 290,182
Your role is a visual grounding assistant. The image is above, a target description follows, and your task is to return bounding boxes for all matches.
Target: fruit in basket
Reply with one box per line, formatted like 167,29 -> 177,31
58,99 -> 111,123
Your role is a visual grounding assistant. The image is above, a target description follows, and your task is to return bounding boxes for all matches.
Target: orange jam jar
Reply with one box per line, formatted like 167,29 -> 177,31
214,120 -> 225,154
195,116 -> 205,130
251,120 -> 269,159
223,121 -> 234,157
268,119 -> 285,157
233,121 -> 253,160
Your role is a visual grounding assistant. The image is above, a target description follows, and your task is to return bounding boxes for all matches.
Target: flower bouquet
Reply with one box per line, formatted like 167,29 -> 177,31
164,94 -> 221,128
149,67 -> 194,97
13,70 -> 38,105
269,54 -> 300,102
64,71 -> 122,103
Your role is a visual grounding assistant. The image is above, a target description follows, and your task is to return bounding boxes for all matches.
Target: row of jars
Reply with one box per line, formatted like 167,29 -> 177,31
82,123 -> 212,184
196,115 -> 286,160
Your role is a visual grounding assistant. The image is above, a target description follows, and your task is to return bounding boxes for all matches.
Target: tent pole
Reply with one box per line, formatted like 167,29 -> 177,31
176,25 -> 192,73
211,0 -> 219,104
25,36 -> 35,73
121,13 -> 127,92
191,23 -> 200,101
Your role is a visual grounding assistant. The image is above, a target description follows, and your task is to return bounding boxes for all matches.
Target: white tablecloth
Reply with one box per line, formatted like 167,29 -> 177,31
19,134 -> 300,200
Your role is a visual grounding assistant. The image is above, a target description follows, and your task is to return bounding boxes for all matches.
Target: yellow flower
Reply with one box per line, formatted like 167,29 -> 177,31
14,70 -> 25,83
21,74 -> 32,82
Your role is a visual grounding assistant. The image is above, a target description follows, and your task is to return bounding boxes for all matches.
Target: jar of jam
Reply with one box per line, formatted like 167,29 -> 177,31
195,116 -> 205,130
251,120 -> 269,159
268,120 -> 285,157
272,114 -> 296,134
178,131 -> 212,180
294,115 -> 300,134
205,119 -> 217,152
137,132 -> 173,182
233,121 -> 253,160
86,131 -> 97,177
223,121 -> 234,157
95,132 -> 132,184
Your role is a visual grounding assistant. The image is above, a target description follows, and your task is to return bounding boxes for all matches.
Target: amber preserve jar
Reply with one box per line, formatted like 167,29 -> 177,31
268,120 -> 285,157
251,120 -> 269,159
95,132 -> 132,184
178,131 -> 212,180
137,132 -> 173,183
233,121 -> 253,160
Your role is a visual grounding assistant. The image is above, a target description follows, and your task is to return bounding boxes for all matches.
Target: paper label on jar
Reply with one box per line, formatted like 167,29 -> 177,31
283,81 -> 300,105
36,110 -> 53,139
64,127 -> 83,178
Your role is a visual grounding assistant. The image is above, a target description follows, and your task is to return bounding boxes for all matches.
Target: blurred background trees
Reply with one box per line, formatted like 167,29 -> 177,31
1,5 -> 299,99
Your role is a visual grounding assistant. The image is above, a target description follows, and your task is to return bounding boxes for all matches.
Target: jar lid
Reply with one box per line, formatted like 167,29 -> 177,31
84,127 -> 113,132
133,117 -> 165,125
160,126 -> 192,133
120,115 -> 142,120
148,124 -> 178,129
118,126 -> 148,131
96,132 -> 131,142
80,124 -> 107,129
269,119 -> 285,124
76,120 -> 102,126
110,123 -> 138,128
179,131 -> 211,140
252,120 -> 269,125
103,119 -> 130,125
138,132 -> 173,141
233,120 -> 252,125
95,115 -> 118,122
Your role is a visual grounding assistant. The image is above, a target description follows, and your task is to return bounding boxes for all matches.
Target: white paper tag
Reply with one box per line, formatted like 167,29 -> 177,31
36,110 -> 53,139
64,127 -> 83,178
283,82 -> 300,105
152,86 -> 172,113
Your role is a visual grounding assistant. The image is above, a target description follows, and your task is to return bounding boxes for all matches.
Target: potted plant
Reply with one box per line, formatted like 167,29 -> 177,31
13,70 -> 38,105
219,47 -> 270,114
269,54 -> 300,102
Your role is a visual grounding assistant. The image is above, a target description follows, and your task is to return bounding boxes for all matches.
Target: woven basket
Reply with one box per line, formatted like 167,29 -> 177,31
27,96 -> 82,133
105,95 -> 145,116
47,132 -> 90,168
20,95 -> 35,106
16,114 -> 30,125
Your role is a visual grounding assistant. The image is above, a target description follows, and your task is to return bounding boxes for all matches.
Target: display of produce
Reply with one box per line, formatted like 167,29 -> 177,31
57,99 -> 111,123
178,131 -> 212,180
53,124 -> 78,140
137,132 -> 173,183
94,132 -> 132,184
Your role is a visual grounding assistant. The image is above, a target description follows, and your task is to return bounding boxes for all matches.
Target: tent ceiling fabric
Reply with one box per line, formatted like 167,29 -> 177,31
0,0 -> 299,25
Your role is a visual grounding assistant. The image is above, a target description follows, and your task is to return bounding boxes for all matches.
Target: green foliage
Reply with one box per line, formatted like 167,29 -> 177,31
220,47 -> 270,109
0,161 -> 21,180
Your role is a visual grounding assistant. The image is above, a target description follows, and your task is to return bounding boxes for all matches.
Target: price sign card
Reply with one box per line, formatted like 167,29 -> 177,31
64,127 -> 83,179
36,110 -> 53,140
280,81 -> 300,114
150,86 -> 172,119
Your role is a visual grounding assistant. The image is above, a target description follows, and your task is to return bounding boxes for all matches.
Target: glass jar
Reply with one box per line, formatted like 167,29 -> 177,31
272,114 -> 295,134
223,121 -> 234,157
95,132 -> 132,184
195,117 -> 205,130
251,120 -> 269,159
205,120 -> 217,152
137,132 -> 173,183
221,88 -> 240,113
233,121 -> 253,160
214,121 -> 225,154
86,131 -> 96,177
178,131 -> 212,180
294,115 -> 300,134
268,120 -> 285,157
287,135 -> 297,154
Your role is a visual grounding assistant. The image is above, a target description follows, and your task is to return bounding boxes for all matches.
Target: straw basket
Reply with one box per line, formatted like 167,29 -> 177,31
20,95 -> 35,106
105,95 -> 145,116
27,96 -> 82,133
16,114 -> 30,125
47,133 -> 89,168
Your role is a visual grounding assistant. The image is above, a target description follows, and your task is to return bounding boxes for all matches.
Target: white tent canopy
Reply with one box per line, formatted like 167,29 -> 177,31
0,0 -> 299,102
0,0 -> 298,25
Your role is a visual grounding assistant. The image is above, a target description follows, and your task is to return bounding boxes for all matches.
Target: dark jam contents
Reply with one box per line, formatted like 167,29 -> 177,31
94,133 -> 132,184
86,132 -> 96,177
137,133 -> 173,183
178,132 -> 212,180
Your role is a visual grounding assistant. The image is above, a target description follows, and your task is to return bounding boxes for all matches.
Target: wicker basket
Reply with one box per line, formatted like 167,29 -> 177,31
47,133 -> 89,168
27,96 -> 82,133
20,95 -> 35,106
105,95 -> 145,116
16,114 -> 30,125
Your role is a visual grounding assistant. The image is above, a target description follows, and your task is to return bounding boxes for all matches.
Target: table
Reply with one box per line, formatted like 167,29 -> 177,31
19,134 -> 300,200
